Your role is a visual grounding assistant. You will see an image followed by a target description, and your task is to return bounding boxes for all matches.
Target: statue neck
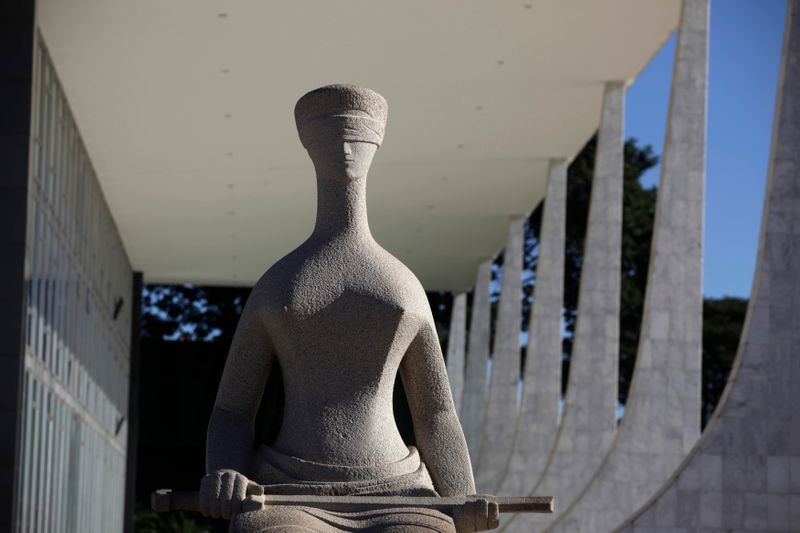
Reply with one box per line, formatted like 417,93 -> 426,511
312,173 -> 371,240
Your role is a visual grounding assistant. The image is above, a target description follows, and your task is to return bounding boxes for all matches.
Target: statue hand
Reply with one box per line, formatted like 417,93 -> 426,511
451,496 -> 500,532
199,469 -> 262,519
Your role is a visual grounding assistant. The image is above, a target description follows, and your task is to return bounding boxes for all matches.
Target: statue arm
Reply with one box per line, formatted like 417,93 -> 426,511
400,319 -> 476,497
206,292 -> 275,477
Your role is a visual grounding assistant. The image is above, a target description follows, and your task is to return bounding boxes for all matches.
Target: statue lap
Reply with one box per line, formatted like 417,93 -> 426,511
230,506 -> 456,532
232,446 -> 456,532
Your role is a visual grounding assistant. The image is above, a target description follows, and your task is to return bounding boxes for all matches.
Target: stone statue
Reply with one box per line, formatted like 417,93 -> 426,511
199,84 -> 480,532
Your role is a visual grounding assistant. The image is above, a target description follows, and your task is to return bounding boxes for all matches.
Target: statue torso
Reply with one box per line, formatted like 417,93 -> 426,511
253,234 -> 430,466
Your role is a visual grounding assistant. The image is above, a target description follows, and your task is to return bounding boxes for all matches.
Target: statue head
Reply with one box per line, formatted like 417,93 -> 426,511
295,84 -> 388,181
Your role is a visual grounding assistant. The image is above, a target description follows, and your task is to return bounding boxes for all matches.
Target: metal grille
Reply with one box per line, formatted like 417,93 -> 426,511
14,31 -> 133,533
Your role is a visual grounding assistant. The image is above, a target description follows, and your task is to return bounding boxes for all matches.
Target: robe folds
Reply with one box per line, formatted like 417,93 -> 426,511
230,446 -> 456,532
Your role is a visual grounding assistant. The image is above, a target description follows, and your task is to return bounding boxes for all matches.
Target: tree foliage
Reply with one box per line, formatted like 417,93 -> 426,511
702,296 -> 747,425
142,285 -> 248,343
133,505 -> 212,533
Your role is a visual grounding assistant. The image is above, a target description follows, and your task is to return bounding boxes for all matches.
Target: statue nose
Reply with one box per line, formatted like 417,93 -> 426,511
343,143 -> 353,155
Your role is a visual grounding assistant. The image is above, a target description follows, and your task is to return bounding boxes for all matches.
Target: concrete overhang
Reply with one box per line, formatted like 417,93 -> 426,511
35,0 -> 680,291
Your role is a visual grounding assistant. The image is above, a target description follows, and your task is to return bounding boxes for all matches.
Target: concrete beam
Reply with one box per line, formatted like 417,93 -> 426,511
499,159 -> 567,498
618,1 -> 800,530
475,217 -> 525,493
446,293 -> 468,415
548,0 -> 707,530
461,260 -> 492,465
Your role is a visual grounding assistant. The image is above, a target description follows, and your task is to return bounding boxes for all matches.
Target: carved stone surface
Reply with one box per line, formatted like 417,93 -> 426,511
461,260 -> 493,466
475,218 -> 525,493
200,85 -> 479,532
618,1 -> 800,530
499,158 -> 567,498
548,1 -> 707,530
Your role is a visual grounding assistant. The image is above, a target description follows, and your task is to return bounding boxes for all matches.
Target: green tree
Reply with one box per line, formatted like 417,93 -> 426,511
133,505 -> 212,533
702,297 -> 747,425
142,285 -> 248,343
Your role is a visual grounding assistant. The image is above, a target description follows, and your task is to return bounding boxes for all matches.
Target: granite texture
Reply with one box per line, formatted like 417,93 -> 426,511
461,260 -> 493,466
201,85 -> 486,532
506,83 -> 625,532
617,1 -> 800,530
475,218 -> 525,493
498,159 -> 567,498
447,293 -> 468,415
548,1 -> 707,530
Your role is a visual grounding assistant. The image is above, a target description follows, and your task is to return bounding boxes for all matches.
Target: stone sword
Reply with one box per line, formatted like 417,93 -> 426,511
152,488 -> 553,530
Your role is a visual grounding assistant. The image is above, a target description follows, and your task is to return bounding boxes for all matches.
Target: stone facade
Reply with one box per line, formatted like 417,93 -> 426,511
507,82 -> 625,532
499,159 -> 567,499
547,0 -> 707,530
447,293 -> 468,414
617,1 -> 800,530
12,33 -> 134,533
475,218 -> 525,493
461,260 -> 493,466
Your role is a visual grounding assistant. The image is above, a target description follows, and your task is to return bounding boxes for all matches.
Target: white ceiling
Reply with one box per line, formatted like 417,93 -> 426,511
36,0 -> 680,291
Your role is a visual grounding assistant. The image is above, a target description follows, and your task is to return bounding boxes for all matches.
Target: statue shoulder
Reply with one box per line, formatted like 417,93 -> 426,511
251,248 -> 306,303
372,246 -> 429,300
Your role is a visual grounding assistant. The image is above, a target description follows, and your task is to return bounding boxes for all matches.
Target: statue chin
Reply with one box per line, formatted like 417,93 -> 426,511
344,169 -> 367,181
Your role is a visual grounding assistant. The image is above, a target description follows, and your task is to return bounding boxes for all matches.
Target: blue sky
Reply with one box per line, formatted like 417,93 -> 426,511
625,0 -> 786,299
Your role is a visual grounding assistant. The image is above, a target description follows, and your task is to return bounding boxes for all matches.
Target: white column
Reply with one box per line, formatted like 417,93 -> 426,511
446,293 -> 468,414
619,1 -> 800,530
461,260 -> 492,465
475,217 -> 525,493
499,159 -> 567,497
507,82 -> 625,531
549,0 -> 707,530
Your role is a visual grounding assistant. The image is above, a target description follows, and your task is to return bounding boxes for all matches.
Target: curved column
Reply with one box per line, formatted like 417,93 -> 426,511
507,82 -> 625,532
446,292 -> 468,414
461,260 -> 492,465
618,2 -> 800,530
548,1 -> 708,530
498,159 -> 567,497
475,217 -> 525,492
